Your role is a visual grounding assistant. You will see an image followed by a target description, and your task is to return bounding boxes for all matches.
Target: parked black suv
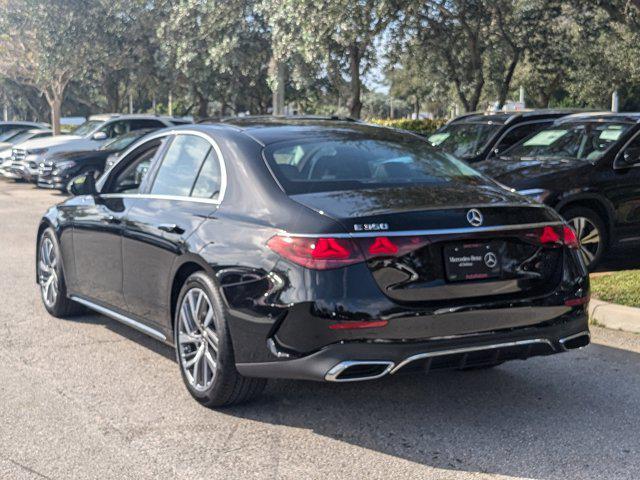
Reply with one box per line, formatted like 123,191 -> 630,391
477,112 -> 640,269
37,129 -> 158,192
429,110 -> 579,163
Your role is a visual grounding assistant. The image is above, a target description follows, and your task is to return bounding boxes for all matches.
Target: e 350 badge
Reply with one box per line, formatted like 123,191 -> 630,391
354,223 -> 389,232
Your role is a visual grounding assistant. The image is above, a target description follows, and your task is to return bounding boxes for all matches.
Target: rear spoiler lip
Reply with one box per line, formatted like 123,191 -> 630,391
283,221 -> 565,238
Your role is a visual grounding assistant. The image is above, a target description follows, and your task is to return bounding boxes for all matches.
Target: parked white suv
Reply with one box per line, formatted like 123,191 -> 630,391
9,114 -> 190,182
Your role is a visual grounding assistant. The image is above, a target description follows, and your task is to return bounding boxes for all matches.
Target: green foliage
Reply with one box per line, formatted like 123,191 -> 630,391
367,118 -> 448,136
591,271 -> 640,308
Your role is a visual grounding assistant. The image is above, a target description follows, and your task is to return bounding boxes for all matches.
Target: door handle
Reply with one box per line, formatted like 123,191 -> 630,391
157,223 -> 185,235
105,215 -> 121,224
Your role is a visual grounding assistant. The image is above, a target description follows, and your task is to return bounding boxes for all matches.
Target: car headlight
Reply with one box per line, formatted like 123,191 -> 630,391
517,188 -> 552,203
53,160 -> 76,171
28,148 -> 48,156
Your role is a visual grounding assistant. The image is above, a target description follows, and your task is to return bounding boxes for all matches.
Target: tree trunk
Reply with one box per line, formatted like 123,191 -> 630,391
104,77 -> 121,112
269,56 -> 286,115
414,97 -> 420,118
196,91 -> 209,119
347,44 -> 362,119
497,51 -> 521,109
49,96 -> 62,135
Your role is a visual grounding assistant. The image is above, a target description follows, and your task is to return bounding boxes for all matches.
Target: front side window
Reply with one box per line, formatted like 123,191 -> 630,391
428,122 -> 502,159
101,120 -> 131,139
109,146 -> 159,194
72,120 -> 103,136
150,135 -> 212,197
492,122 -> 551,156
505,122 -> 633,161
265,137 -> 485,195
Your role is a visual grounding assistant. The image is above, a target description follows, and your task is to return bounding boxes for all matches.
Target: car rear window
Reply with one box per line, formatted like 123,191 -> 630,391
264,137 -> 485,195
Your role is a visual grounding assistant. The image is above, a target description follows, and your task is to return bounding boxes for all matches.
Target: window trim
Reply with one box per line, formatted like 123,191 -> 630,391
97,129 -> 227,205
613,127 -> 640,170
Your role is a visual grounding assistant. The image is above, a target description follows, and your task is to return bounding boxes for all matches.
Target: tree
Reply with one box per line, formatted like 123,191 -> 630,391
0,0 -> 99,133
271,0 -> 400,118
158,0 -> 271,118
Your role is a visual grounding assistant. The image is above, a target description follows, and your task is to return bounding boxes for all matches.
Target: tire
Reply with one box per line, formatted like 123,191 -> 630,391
37,227 -> 85,317
174,271 -> 266,407
561,206 -> 607,271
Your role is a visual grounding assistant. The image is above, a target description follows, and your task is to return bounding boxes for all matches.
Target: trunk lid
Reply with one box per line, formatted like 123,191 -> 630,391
290,185 -> 565,304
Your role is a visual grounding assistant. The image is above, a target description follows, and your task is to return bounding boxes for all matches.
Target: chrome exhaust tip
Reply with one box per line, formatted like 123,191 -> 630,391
559,331 -> 591,351
325,360 -> 394,382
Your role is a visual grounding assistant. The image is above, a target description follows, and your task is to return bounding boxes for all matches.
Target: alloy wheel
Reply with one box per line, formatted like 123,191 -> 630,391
38,237 -> 59,308
177,287 -> 219,392
569,216 -> 601,266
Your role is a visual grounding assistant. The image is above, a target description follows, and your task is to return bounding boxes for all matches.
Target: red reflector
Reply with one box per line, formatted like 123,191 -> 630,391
329,320 -> 389,330
565,294 -> 590,307
539,226 -> 561,244
563,225 -> 579,249
368,236 -> 398,255
267,235 -> 364,270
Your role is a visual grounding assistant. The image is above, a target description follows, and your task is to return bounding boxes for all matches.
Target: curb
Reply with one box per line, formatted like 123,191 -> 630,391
589,298 -> 640,334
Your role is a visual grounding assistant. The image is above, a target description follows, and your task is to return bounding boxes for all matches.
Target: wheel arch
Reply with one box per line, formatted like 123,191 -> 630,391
35,218 -> 55,283
555,194 -> 615,245
168,256 -> 214,334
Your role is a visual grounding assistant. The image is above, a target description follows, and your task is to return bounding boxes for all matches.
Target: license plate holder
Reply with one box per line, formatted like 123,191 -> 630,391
443,241 -> 502,282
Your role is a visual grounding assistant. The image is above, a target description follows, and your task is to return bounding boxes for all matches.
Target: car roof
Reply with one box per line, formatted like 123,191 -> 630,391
556,111 -> 640,124
449,109 -> 583,126
87,113 -> 187,122
0,121 -> 49,128
197,115 -> 418,146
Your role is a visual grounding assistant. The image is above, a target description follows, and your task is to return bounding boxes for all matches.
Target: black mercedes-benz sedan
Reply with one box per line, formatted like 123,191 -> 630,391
36,118 -> 590,407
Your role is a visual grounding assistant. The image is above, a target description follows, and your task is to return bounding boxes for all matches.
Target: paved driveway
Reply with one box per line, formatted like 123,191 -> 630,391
1,180 -> 639,480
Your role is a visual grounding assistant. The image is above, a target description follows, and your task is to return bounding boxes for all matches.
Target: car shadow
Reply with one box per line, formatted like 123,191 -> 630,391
64,310 -> 640,479
221,342 -> 639,480
59,311 -> 176,362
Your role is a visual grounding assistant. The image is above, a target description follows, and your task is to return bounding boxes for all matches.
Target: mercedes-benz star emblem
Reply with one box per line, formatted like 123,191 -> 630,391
484,252 -> 498,268
466,209 -> 483,227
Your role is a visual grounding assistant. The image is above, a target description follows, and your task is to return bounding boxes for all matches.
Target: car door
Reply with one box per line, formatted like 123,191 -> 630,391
604,130 -> 640,242
121,132 -> 224,328
71,137 -> 165,310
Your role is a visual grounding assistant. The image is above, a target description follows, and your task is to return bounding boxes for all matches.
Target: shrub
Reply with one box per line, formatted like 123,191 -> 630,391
366,118 -> 448,137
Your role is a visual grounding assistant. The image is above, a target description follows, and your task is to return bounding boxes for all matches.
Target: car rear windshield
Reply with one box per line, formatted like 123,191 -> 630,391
264,137 -> 485,195
504,121 -> 633,161
428,122 -> 502,158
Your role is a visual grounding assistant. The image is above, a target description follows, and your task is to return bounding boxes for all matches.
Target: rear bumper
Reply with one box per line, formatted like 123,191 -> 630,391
236,310 -> 589,381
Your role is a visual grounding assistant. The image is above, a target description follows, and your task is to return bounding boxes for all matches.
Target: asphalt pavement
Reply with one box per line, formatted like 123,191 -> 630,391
1,180 -> 639,480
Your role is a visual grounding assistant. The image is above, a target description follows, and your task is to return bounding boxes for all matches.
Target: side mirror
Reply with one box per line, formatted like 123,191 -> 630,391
68,172 -> 97,196
622,146 -> 640,166
92,131 -> 108,141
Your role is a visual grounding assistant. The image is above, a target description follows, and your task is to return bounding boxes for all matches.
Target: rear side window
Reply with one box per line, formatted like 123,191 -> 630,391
150,134 -> 221,199
130,119 -> 165,130
265,137 -> 484,195
493,122 -> 551,156
191,149 -> 221,199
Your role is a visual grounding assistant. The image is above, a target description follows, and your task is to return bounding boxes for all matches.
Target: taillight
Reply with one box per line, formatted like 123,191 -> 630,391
539,225 -> 561,244
563,225 -> 579,249
357,235 -> 429,259
267,235 -> 364,270
368,236 -> 398,255
534,225 -> 579,248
